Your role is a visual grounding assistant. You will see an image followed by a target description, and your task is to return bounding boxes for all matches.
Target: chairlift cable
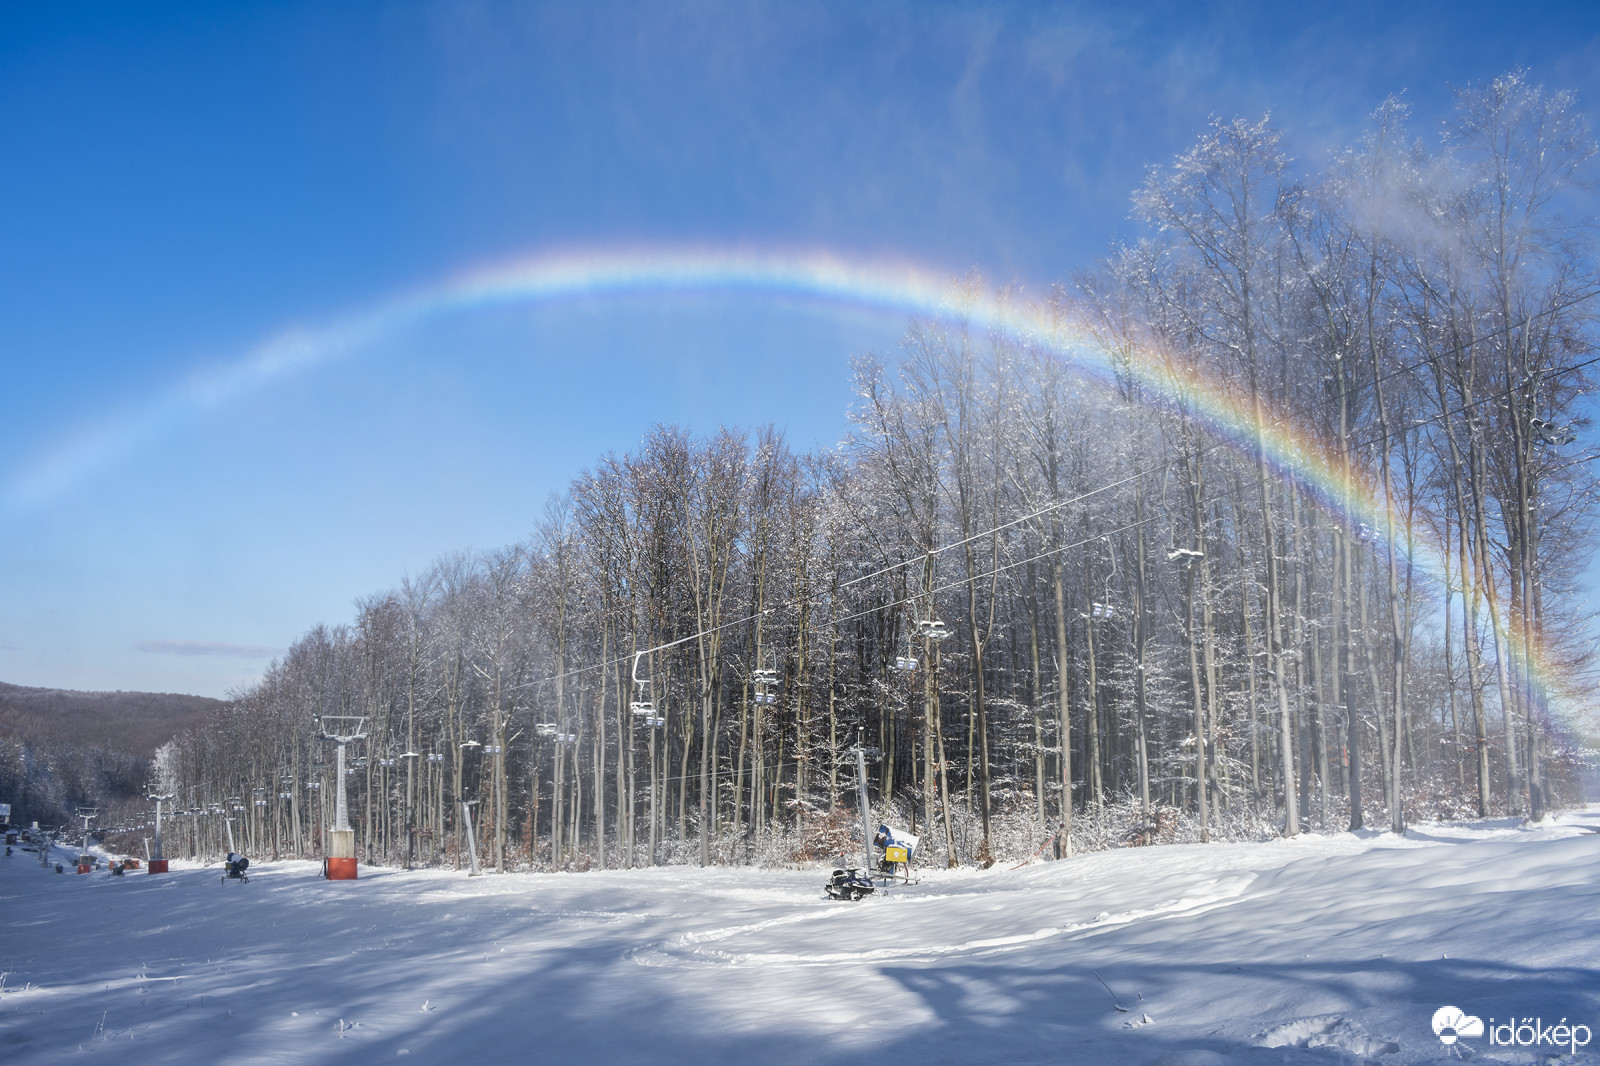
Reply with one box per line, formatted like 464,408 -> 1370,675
516,299 -> 1600,694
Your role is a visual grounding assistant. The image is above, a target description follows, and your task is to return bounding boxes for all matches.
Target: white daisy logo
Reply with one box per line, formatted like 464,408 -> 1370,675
1432,1006 -> 1484,1045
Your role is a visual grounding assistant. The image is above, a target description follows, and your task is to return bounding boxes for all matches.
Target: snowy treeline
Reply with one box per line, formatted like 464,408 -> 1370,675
0,735 -> 148,830
133,74 -> 1599,870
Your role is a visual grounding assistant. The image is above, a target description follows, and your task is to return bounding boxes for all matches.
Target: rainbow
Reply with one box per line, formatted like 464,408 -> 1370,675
5,245 -> 1579,727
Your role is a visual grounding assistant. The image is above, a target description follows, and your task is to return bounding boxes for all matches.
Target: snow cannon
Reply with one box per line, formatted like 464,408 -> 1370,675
222,852 -> 250,883
873,824 -> 920,882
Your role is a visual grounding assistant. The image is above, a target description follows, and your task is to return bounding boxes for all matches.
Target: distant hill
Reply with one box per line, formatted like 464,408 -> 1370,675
0,681 -> 221,758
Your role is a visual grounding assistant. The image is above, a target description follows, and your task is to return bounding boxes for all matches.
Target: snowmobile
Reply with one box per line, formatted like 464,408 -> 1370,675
824,867 -> 875,901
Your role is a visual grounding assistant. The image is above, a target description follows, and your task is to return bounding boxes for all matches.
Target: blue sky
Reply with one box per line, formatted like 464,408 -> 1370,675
3,2 -> 1598,698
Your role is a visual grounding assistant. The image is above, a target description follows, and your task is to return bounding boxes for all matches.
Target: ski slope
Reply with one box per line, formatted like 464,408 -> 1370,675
3,812 -> 1598,1064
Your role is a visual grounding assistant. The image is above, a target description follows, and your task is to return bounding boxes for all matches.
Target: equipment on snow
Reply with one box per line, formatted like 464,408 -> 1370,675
825,867 -> 875,901
873,823 -> 920,883
223,852 -> 251,883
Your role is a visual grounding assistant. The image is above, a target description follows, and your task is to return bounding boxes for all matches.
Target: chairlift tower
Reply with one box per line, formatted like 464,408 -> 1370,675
316,715 -> 367,880
75,807 -> 98,870
146,789 -> 174,873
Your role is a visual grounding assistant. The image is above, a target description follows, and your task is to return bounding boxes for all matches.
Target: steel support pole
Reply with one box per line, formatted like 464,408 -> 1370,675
334,741 -> 351,833
855,747 -> 872,874
460,801 -> 482,876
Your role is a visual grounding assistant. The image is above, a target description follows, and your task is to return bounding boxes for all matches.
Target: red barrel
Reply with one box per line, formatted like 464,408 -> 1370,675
147,859 -> 169,874
326,857 -> 358,880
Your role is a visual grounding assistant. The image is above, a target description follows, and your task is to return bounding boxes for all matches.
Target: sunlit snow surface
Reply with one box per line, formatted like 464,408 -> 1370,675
3,813 -> 1598,1064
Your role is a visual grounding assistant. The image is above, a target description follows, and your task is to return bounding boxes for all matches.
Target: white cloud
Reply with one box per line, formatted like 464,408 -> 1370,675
134,640 -> 280,659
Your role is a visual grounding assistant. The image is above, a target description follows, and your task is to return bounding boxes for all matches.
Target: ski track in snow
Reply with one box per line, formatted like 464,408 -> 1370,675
2,810 -> 1599,1065
634,873 -> 1258,967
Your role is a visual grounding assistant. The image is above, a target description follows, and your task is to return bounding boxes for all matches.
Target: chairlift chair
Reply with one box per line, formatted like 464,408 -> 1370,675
893,628 -> 919,671
630,651 -> 656,716
751,650 -> 781,703
1531,418 -> 1577,447
915,618 -> 950,641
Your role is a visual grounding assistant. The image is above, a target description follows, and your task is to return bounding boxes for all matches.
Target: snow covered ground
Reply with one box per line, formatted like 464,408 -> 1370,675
3,812 -> 1598,1065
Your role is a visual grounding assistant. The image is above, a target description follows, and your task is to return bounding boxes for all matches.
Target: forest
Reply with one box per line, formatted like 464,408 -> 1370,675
0,683 -> 220,828
116,74 -> 1600,872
